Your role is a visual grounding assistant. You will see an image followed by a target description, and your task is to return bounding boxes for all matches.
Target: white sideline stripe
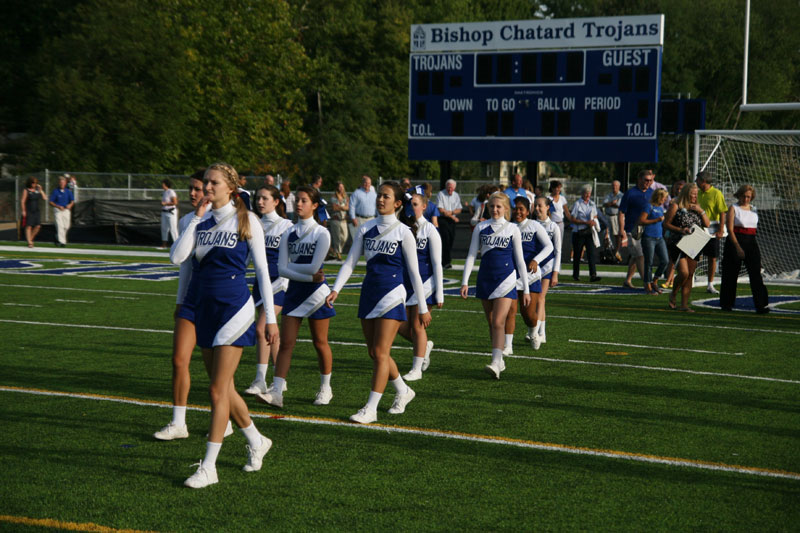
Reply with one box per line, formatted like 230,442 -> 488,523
103,296 -> 138,300
1,281 -> 799,337
54,298 -> 92,303
2,385 -> 798,482
568,339 -> 745,356
2,303 -> 42,307
1,318 -> 798,385
0,283 -> 163,297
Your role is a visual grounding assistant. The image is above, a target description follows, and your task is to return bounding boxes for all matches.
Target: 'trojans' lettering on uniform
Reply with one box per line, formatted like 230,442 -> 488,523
289,241 -> 317,256
197,230 -> 238,248
364,238 -> 400,255
480,234 -> 512,248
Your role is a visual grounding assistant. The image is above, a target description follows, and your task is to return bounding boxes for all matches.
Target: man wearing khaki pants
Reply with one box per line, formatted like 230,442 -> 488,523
49,175 -> 74,247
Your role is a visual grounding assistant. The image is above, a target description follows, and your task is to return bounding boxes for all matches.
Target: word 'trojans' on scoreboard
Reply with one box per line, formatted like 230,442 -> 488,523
408,15 -> 664,162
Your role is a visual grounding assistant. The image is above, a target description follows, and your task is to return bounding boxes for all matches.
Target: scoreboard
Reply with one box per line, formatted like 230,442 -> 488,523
408,15 -> 664,162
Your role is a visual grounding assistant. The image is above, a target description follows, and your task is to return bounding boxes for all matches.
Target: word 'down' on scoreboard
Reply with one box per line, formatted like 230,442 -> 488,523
408,15 -> 664,162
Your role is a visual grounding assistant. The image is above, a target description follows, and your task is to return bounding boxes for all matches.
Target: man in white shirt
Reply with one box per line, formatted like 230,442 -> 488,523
436,179 -> 462,269
349,175 -> 377,228
160,178 -> 179,248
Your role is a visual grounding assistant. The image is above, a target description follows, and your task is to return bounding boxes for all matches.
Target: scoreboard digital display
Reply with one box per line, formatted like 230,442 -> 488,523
408,15 -> 664,162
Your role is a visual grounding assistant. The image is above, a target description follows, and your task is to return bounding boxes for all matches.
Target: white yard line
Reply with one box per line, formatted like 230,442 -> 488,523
0,318 -> 797,385
2,385 -> 798,482
568,339 -> 745,356
2,303 -> 42,307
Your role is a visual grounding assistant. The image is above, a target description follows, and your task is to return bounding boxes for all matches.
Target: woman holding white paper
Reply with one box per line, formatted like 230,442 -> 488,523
663,183 -> 710,312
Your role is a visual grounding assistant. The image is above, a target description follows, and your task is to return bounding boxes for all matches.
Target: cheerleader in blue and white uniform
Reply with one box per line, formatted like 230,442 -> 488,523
245,185 -> 293,396
533,196 -> 562,345
170,163 -> 279,489
503,197 -> 553,352
326,181 -> 431,424
460,192 -> 530,379
398,191 -> 444,381
256,186 -> 336,409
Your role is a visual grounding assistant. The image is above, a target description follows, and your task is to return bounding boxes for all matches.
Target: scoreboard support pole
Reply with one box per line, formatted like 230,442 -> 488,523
526,161 -> 539,189
439,160 -> 452,191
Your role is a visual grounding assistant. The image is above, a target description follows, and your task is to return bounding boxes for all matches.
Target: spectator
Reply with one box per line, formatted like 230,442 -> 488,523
602,180 -> 624,262
638,189 -> 669,295
503,173 -> 526,204
619,170 -> 655,289
661,180 -> 687,289
48,175 -> 74,247
435,178 -> 461,269
265,174 -> 275,186
522,179 -> 536,207
533,184 -> 543,197
66,173 -> 79,202
547,180 -> 568,245
329,181 -> 349,260
280,180 -> 295,221
400,177 -> 411,190
696,170 -> 728,294
470,184 -> 499,227
311,174 -> 323,192
237,174 -> 252,211
159,178 -> 179,248
720,185 -> 769,313
21,176 -> 45,248
349,175 -> 377,228
565,184 -> 601,282
663,183 -> 710,312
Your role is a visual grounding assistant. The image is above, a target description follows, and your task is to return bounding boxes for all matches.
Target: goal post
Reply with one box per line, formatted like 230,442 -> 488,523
693,130 -> 800,282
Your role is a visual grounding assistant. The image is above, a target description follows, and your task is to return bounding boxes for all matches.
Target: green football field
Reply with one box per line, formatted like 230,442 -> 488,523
1,242 -> 798,532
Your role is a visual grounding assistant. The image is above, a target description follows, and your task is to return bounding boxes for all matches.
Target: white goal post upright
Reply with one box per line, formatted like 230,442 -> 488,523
693,129 -> 800,281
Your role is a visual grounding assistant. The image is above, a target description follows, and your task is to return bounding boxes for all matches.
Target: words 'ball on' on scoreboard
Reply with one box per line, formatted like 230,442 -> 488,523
408,14 -> 664,162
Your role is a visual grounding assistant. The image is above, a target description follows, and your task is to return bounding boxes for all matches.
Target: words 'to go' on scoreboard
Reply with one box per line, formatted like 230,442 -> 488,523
408,15 -> 664,162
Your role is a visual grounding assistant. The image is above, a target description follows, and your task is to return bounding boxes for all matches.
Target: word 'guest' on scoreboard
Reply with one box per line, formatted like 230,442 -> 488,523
408,15 -> 664,162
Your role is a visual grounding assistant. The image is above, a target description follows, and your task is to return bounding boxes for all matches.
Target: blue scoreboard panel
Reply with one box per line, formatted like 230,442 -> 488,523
408,21 -> 663,162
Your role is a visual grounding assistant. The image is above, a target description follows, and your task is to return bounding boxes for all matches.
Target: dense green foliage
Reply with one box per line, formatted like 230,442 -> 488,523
1,0 -> 798,187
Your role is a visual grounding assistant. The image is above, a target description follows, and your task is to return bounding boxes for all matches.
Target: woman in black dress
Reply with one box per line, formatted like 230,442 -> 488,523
21,176 -> 45,247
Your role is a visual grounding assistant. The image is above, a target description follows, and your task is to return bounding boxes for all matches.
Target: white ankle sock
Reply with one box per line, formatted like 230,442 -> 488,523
504,333 -> 514,348
255,364 -> 268,382
272,377 -> 286,394
201,441 -> 222,470
320,373 -> 331,388
390,376 -> 408,395
527,327 -> 535,338
491,348 -> 503,365
172,405 -> 186,426
411,356 -> 424,372
539,321 -> 546,336
365,391 -> 382,411
240,422 -> 263,449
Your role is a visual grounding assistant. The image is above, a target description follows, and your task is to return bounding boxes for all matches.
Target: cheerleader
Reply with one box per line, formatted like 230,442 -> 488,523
170,162 -> 279,489
398,192 -> 444,381
532,196 -> 562,345
256,186 -> 336,409
460,192 -> 530,379
503,197 -> 553,352
245,185 -> 293,395
326,181 -> 431,424
155,171 -> 232,441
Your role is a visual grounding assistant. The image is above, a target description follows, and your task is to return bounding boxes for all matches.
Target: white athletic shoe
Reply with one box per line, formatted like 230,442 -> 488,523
244,379 -> 267,395
706,284 -> 719,294
388,387 -> 416,415
350,407 -> 378,424
154,423 -> 188,441
184,463 -> 218,489
531,334 -> 542,350
484,360 -> 506,380
539,333 -> 547,344
502,344 -> 513,356
243,436 -> 272,472
403,368 -> 423,382
313,387 -> 333,406
255,387 -> 284,408
422,340 -> 433,371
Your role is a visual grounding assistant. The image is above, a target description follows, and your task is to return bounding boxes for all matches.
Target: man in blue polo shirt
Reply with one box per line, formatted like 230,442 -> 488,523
503,173 -> 526,204
618,169 -> 654,289
49,175 -> 75,247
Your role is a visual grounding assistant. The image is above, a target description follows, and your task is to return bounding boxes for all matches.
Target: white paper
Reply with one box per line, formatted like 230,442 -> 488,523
676,224 -> 712,259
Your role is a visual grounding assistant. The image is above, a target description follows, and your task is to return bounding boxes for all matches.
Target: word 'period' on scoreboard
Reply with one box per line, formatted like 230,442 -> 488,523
408,15 -> 664,162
